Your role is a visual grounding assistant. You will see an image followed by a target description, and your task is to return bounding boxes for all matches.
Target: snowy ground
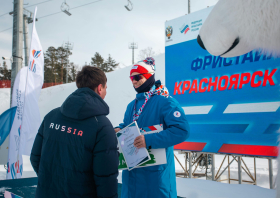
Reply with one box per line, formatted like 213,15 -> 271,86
0,53 -> 277,197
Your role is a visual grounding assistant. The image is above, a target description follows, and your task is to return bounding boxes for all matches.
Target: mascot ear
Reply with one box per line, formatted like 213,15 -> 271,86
197,35 -> 206,50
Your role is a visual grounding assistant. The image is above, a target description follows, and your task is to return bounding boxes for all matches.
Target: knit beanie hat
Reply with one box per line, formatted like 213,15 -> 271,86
130,57 -> 155,79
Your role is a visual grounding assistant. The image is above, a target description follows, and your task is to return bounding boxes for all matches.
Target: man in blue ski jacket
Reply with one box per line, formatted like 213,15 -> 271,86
30,66 -> 119,198
115,57 -> 189,198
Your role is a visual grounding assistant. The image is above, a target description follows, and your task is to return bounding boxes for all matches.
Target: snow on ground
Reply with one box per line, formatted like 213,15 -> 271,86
176,176 -> 275,198
117,171 -> 276,198
0,88 -> 10,115
0,53 -> 277,197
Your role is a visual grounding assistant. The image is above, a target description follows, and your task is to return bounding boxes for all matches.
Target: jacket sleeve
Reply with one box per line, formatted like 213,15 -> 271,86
30,119 -> 44,175
93,119 -> 119,198
145,98 -> 190,149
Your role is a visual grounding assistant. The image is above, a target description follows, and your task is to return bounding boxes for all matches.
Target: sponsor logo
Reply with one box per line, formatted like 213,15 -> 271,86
132,66 -> 138,69
165,26 -> 173,39
191,19 -> 203,32
174,111 -> 181,117
179,24 -> 190,34
32,50 -> 41,58
28,49 -> 42,73
29,60 -> 36,73
7,160 -> 22,178
15,89 -> 24,121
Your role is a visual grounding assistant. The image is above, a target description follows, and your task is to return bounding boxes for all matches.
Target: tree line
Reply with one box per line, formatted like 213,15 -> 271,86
44,46 -> 76,83
44,47 -> 119,83
1,46 -> 159,83
90,52 -> 119,72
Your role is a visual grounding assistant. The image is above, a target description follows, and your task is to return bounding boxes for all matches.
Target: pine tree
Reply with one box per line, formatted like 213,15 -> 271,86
104,54 -> 119,72
44,47 -> 58,83
57,47 -> 71,83
69,62 -> 78,82
90,53 -> 119,72
91,52 -> 104,69
44,46 -> 73,84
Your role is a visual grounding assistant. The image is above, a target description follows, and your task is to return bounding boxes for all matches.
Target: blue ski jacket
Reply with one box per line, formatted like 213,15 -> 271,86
118,90 -> 189,198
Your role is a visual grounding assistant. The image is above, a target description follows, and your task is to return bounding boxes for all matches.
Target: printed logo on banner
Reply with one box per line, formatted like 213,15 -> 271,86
28,50 -> 42,73
33,50 -> 41,58
190,19 -> 203,32
132,66 -> 138,69
179,24 -> 190,34
18,125 -> 21,136
15,89 -> 24,121
165,26 -> 173,39
7,160 -> 22,179
13,125 -> 21,152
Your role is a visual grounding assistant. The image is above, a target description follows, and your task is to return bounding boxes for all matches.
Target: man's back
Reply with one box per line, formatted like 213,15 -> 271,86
30,87 -> 119,198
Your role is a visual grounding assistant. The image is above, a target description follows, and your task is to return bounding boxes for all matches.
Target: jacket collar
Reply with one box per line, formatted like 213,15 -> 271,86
61,87 -> 109,120
135,92 -> 146,100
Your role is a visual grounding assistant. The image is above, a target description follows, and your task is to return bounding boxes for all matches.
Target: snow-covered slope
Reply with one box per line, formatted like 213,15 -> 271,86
0,88 -> 10,116
36,53 -> 165,127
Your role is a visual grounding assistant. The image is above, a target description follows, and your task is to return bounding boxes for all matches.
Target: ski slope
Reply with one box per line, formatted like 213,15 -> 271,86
0,53 -> 277,197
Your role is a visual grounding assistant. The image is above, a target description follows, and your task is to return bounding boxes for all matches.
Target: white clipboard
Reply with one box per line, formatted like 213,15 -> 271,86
116,121 -> 151,171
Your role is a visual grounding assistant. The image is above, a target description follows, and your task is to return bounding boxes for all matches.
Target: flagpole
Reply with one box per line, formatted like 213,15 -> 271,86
15,7 -> 37,179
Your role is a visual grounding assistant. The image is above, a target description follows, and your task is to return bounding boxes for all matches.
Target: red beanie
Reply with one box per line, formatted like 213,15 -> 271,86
130,57 -> 155,79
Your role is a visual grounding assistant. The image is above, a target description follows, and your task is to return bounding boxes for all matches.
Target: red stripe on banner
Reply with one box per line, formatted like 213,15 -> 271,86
184,27 -> 190,34
148,126 -> 157,131
218,144 -> 279,157
174,142 -> 206,151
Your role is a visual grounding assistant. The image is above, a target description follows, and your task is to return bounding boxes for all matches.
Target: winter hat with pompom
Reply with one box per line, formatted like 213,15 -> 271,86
130,57 -> 155,79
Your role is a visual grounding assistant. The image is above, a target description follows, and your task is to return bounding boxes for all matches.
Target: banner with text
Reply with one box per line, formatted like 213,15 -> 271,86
20,7 -> 44,156
166,7 -> 280,158
6,67 -> 27,179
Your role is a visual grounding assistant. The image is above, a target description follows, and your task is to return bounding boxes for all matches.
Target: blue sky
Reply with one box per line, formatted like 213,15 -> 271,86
0,0 -> 218,69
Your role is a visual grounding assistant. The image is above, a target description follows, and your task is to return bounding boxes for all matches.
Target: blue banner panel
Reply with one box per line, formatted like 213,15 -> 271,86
166,32 -> 280,157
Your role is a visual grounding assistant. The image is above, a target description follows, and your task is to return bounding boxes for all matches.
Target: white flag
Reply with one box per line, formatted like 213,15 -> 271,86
20,7 -> 44,156
6,67 -> 27,179
7,7 -> 44,179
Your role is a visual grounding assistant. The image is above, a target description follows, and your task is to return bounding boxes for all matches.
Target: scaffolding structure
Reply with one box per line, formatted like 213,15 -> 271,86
128,42 -> 138,65
174,151 -> 275,189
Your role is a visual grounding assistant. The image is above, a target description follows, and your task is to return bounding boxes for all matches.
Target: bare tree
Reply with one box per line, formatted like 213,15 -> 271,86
138,47 -> 156,60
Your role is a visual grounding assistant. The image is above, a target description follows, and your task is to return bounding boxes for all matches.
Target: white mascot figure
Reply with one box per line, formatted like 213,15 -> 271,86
198,0 -> 280,197
198,0 -> 280,57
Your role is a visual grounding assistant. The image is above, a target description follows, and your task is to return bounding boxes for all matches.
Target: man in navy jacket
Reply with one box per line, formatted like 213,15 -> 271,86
30,66 -> 119,198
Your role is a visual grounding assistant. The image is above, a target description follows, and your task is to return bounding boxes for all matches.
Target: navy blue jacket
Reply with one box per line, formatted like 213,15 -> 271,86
30,87 -> 119,198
